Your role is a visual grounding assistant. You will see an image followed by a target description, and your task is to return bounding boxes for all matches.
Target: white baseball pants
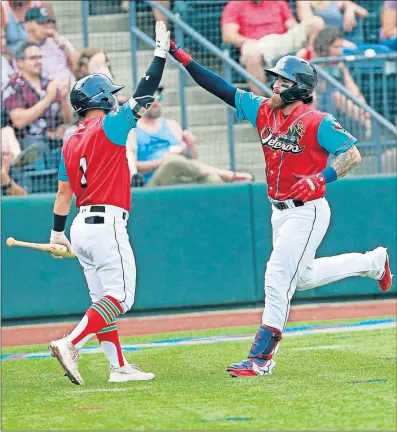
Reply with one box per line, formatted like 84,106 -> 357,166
70,205 -> 136,313
262,197 -> 384,332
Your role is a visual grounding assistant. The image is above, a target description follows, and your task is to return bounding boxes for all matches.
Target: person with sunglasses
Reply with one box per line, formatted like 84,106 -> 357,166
2,40 -> 73,189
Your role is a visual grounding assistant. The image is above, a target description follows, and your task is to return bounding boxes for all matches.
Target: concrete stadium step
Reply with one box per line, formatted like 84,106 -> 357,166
51,0 -> 81,17
159,87 -> 223,106
66,31 -> 130,52
160,104 -> 229,127
86,11 -> 155,34
120,85 -> 222,107
87,13 -> 130,33
197,142 -> 263,164
189,124 -> 259,145
115,70 -> 192,93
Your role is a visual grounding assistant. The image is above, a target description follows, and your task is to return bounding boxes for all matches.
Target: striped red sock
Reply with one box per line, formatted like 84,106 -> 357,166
70,296 -> 123,347
97,322 -> 125,367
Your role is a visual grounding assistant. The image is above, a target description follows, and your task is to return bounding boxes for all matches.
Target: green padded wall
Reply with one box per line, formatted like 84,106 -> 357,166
2,184 -> 257,320
252,176 -> 397,302
2,177 -> 396,321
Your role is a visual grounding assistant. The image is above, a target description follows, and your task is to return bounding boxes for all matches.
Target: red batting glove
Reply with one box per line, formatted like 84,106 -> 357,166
169,40 -> 192,67
288,173 -> 326,202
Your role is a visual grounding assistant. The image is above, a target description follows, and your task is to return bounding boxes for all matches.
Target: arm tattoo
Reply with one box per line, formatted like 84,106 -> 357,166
331,145 -> 361,178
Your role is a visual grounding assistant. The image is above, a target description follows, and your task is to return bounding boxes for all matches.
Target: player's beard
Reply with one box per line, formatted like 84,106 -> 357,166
268,94 -> 287,110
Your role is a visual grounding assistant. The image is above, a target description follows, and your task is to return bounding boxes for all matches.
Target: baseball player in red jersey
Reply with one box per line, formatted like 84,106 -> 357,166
47,22 -> 170,385
169,43 -> 393,377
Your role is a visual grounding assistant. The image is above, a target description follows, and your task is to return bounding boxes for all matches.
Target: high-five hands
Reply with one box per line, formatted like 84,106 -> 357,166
154,21 -> 170,58
169,40 -> 193,67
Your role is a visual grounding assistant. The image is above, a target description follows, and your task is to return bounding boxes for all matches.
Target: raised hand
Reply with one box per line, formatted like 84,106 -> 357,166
169,40 -> 192,67
154,21 -> 170,58
45,80 -> 59,102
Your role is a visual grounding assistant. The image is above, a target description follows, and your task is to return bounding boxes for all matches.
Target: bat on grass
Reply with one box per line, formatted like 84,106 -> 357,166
6,237 -> 75,258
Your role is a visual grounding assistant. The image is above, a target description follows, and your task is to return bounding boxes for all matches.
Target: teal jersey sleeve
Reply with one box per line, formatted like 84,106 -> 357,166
103,99 -> 137,146
234,89 -> 266,127
58,153 -> 69,181
317,114 -> 357,155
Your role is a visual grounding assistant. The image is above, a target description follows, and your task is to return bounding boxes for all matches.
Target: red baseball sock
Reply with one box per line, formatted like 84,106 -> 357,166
68,296 -> 123,349
97,321 -> 125,368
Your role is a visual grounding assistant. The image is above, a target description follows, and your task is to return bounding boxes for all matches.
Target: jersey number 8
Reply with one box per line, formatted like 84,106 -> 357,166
79,156 -> 88,188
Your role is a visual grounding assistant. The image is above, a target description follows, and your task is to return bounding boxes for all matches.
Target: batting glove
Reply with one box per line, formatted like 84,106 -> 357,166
288,173 -> 326,202
169,40 -> 193,67
154,21 -> 170,58
50,230 -> 73,259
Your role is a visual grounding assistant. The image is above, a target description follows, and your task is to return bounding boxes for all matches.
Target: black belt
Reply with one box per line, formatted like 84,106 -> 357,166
89,205 -> 127,220
84,205 -> 127,224
272,200 -> 304,211
85,215 -> 105,224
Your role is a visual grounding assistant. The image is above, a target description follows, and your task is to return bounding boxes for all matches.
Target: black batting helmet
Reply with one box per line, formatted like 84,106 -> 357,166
265,56 -> 318,104
70,73 -> 124,115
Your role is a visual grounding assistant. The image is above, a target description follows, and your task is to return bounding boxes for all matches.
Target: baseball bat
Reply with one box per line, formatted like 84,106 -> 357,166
6,237 -> 75,258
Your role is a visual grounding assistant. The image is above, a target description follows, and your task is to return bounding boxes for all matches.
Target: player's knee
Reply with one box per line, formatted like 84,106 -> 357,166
296,273 -> 315,291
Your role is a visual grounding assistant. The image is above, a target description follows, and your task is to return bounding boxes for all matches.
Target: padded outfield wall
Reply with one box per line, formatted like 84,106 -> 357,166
2,176 -> 396,321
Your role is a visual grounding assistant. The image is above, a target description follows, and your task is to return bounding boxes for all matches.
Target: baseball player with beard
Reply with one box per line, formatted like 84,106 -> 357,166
47,22 -> 170,385
169,43 -> 393,378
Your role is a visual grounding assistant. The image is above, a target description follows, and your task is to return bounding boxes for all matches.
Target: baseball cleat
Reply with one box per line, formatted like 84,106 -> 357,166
108,363 -> 155,382
49,337 -> 83,385
377,251 -> 393,292
226,358 -> 276,377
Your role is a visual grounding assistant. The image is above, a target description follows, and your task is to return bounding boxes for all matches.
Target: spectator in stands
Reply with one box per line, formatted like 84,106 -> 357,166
379,1 -> 397,51
126,86 -> 254,187
1,160 -> 28,196
24,6 -> 76,82
1,21 -> 15,94
221,0 -> 324,94
296,1 -> 368,33
297,27 -> 371,137
23,6 -> 116,85
1,125 -> 28,196
2,41 -> 73,174
2,0 -> 55,55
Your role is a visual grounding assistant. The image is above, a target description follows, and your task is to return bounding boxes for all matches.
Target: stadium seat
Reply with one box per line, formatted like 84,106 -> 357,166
343,44 -> 396,121
173,0 -> 227,69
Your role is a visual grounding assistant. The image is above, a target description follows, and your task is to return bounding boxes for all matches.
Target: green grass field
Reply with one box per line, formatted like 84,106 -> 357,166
2,319 -> 396,431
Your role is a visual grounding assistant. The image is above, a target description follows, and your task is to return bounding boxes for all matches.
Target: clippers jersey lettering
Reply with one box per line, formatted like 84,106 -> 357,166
61,117 -> 132,210
235,89 -> 357,200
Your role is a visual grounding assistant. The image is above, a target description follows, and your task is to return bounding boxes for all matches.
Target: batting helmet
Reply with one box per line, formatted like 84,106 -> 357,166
264,56 -> 318,104
70,73 -> 124,115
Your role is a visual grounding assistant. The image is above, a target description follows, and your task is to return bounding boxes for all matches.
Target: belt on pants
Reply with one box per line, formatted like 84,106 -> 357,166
80,205 -> 128,224
269,198 -> 304,211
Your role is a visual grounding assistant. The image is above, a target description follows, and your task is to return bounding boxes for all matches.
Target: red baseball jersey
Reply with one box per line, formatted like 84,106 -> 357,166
235,89 -> 357,200
59,102 -> 137,210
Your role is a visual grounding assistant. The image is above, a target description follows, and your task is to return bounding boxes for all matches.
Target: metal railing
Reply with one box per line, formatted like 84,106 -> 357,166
129,0 -> 272,171
77,0 -> 396,177
311,53 -> 396,174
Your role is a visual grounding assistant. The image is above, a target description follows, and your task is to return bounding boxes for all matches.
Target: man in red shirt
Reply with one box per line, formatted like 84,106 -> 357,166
47,22 -> 170,386
221,0 -> 323,94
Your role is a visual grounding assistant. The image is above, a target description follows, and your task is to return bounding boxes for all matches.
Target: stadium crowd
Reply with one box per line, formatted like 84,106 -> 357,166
1,0 -> 395,195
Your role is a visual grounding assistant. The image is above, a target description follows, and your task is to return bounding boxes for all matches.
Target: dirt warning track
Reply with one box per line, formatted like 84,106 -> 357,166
2,299 -> 396,347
